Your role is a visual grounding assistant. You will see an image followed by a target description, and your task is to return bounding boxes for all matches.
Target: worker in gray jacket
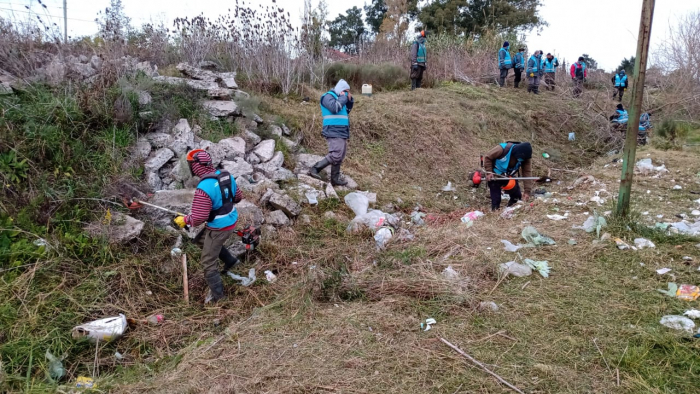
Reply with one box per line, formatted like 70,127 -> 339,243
309,79 -> 354,186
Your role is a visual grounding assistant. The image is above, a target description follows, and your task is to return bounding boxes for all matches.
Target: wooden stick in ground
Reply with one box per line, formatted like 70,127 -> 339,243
182,254 -> 189,304
440,337 -> 525,394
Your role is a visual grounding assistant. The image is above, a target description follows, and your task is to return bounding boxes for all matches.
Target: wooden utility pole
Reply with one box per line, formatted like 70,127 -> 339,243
615,0 -> 655,216
63,0 -> 68,43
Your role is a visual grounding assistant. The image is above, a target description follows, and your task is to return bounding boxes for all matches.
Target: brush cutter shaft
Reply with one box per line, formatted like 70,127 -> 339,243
133,199 -> 185,216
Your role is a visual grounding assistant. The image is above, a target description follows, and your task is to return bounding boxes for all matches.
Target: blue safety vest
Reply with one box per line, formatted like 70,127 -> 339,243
526,56 -> 539,74
543,57 -> 558,72
415,41 -> 426,63
197,170 -> 238,229
499,47 -> 512,68
513,52 -> 524,69
320,91 -> 349,127
614,74 -> 627,87
616,109 -> 629,124
494,143 -> 524,175
639,113 -> 650,130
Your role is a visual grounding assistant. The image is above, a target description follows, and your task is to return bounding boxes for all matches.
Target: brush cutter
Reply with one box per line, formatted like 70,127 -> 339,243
123,197 -> 185,216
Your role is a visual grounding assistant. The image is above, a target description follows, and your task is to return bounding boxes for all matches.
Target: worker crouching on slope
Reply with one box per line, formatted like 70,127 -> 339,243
410,30 -> 427,90
174,149 -> 243,304
483,142 -> 533,211
309,79 -> 354,186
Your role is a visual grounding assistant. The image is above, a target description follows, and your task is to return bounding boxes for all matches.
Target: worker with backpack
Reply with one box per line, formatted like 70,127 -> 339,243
410,30 -> 427,90
570,56 -> 587,98
479,142 -> 534,211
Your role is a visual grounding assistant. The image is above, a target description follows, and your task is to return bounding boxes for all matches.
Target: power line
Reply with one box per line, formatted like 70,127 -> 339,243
0,5 -> 95,22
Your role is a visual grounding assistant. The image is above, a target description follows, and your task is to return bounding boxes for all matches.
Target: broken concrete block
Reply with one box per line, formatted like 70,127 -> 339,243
325,183 -> 339,199
146,172 -> 163,191
145,148 -> 175,172
221,158 -> 254,179
202,100 -> 240,117
207,87 -> 235,100
236,199 -> 265,226
242,129 -> 262,147
176,62 -> 219,82
294,153 -> 329,176
84,212 -> 144,244
271,168 -> 296,182
217,137 -> 246,160
254,139 -> 276,162
297,174 -> 327,189
219,72 -> 238,89
144,132 -> 172,149
133,138 -> 152,160
269,125 -> 283,137
265,210 -> 290,227
269,193 -> 302,217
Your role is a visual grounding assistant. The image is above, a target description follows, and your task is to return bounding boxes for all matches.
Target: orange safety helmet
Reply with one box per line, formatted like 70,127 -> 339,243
186,149 -> 206,163
501,178 -> 517,191
421,30 -> 426,37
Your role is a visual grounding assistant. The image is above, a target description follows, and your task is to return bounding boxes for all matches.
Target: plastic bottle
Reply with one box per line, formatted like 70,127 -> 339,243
145,314 -> 164,325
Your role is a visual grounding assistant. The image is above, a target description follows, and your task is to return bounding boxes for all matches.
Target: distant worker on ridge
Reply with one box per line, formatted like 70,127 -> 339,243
612,69 -> 628,102
309,79 -> 354,186
542,53 -> 559,91
526,50 -> 542,94
498,41 -> 512,87
483,142 -> 533,211
570,56 -> 587,98
410,30 -> 427,90
513,47 -> 526,88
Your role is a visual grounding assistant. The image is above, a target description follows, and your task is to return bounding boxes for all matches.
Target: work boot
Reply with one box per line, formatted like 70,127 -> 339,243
309,158 -> 330,180
411,79 -> 416,90
416,79 -> 422,89
499,78 -> 505,87
331,164 -> 348,186
220,247 -> 240,274
204,271 -> 225,304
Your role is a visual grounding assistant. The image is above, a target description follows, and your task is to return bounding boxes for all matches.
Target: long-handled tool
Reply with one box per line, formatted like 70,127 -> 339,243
123,197 -> 185,216
485,172 -> 543,181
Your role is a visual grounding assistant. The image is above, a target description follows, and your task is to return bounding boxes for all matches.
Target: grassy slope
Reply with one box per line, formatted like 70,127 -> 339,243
2,82 -> 699,393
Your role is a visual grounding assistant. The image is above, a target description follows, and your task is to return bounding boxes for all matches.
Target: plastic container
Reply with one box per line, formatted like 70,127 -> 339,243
72,314 -> 128,343
362,84 -> 373,96
146,314 -> 164,325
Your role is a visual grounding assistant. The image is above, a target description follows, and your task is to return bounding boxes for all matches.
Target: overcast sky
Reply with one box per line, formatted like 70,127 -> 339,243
1,0 -> 699,71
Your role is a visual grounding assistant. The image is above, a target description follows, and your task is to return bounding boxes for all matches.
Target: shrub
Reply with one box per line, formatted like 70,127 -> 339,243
324,62 -> 408,91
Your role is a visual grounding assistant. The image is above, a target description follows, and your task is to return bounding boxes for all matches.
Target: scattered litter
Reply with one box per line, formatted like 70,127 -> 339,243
374,227 -> 394,250
654,222 -> 669,230
677,285 -> 700,301
656,268 -> 672,275
170,247 -> 182,257
521,226 -> 556,246
461,211 -> 484,227
305,191 -> 318,205
657,282 -> 679,297
115,351 -> 124,361
479,301 -> 500,312
590,190 -> 607,206
500,204 -> 522,219
45,351 -> 65,381
421,318 -> 437,331
410,211 -> 426,225
683,256 -> 693,262
264,270 -> 277,283
660,315 -> 696,334
499,261 -> 532,277
524,258 -> 551,278
634,238 -> 656,249
642,211 -> 649,215
442,265 -> 459,280
348,210 -> 397,232
344,192 -> 369,216
600,232 -> 611,241
572,175 -> 596,188
72,314 -> 127,343
33,238 -> 48,247
684,310 -> 700,319
396,228 -> 415,242
635,158 -> 668,175
500,239 -> 523,252
75,377 -> 96,389
145,314 -> 164,325
227,268 -> 256,286
546,214 -> 569,221
568,132 -> 575,141
673,185 -> 683,190
670,220 -> 700,236
568,239 -> 578,245
614,238 -> 630,250
441,181 -> 456,192
542,152 -> 550,159
692,210 -> 700,216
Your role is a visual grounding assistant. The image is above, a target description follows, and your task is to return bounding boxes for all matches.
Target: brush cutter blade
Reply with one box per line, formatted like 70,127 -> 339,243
123,197 -> 143,210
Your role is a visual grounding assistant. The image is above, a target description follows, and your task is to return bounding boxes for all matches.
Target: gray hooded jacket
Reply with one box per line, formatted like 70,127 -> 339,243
321,79 -> 354,139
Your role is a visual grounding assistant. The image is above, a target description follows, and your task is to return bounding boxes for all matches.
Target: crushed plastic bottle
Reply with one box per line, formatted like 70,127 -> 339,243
145,314 -> 164,325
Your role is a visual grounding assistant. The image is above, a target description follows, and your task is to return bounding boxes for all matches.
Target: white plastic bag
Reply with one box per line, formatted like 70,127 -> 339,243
634,238 -> 656,249
374,227 -> 394,250
500,240 -> 523,252
568,132 -> 575,141
344,192 -> 369,217
660,315 -> 695,333
442,265 -> 459,280
499,261 -> 532,277
72,314 -> 127,343
227,268 -> 256,286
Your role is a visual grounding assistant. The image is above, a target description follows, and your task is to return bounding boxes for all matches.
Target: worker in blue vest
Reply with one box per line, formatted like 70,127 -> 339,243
498,41 -> 512,87
610,103 -> 629,125
513,47 -> 526,88
526,50 -> 542,94
612,69 -> 628,102
309,79 -> 354,186
483,142 -> 533,211
542,53 -> 559,91
410,30 -> 427,90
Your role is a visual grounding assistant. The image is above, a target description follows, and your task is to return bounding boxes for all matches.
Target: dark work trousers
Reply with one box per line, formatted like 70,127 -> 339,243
410,65 -> 425,90
544,72 -> 556,90
513,68 -> 523,88
527,75 -> 540,94
198,228 -> 238,302
488,180 -> 522,211
573,78 -> 584,98
612,87 -> 625,101
499,68 -> 509,87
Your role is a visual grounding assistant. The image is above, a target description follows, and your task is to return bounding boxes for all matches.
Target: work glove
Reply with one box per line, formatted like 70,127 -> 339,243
529,73 -> 535,77
624,88 -> 627,91
174,216 -> 187,229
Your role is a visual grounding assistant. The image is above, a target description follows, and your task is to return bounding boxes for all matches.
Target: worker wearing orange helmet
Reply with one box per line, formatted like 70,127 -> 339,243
173,149 -> 244,304
482,142 -> 533,211
409,30 -> 427,90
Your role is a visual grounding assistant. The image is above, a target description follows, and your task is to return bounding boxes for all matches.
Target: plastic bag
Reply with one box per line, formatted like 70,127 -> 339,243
524,258 -> 551,278
500,240 -> 523,252
547,214 -> 568,221
499,261 -> 532,277
634,238 -> 656,249
461,211 -> 484,227
344,192 -> 369,217
227,268 -> 256,287
72,314 -> 127,343
660,315 -> 695,333
568,132 -> 575,141
441,181 -> 456,192
635,158 -> 668,174
45,351 -> 65,381
521,226 -> 556,246
442,265 -> 459,280
374,227 -> 394,250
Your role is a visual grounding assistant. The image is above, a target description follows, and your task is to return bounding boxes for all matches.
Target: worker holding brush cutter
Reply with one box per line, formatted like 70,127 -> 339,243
480,142 -> 534,211
172,149 -> 244,304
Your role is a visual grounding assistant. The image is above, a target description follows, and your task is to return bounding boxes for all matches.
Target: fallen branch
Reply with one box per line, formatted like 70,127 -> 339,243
440,337 -> 525,394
